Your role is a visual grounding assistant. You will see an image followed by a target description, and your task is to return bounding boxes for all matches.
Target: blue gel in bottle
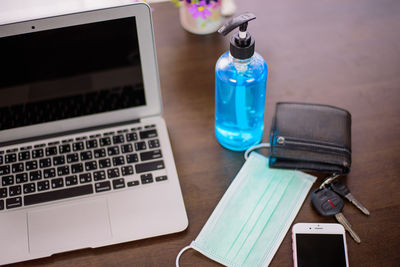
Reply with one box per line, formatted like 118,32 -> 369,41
215,13 -> 268,151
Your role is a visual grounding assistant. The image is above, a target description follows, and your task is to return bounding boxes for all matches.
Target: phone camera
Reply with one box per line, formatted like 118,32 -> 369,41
31,26 -> 35,30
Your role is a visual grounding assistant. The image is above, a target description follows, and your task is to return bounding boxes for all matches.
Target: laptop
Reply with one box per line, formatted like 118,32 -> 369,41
0,2 -> 188,265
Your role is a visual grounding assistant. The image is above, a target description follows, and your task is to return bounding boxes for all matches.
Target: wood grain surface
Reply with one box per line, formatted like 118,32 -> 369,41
9,0 -> 400,266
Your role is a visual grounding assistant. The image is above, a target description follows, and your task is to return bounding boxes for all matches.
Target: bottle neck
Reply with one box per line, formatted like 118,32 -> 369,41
229,52 -> 252,64
230,52 -> 252,73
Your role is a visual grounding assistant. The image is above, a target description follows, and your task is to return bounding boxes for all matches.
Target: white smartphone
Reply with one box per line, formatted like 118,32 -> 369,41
292,223 -> 349,267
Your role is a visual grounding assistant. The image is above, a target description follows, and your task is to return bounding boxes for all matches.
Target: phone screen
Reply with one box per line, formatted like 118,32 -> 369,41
295,233 -> 347,267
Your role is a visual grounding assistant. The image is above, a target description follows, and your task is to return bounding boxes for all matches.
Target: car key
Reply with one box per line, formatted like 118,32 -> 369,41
329,179 -> 370,215
312,187 -> 361,243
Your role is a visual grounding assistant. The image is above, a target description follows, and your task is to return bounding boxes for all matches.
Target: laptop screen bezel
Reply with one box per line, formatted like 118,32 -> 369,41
0,2 -> 162,143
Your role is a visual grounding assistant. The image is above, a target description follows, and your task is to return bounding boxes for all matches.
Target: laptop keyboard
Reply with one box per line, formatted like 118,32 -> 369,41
0,124 -> 167,211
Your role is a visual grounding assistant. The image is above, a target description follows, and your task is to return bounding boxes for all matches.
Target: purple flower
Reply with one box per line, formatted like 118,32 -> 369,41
187,0 -> 213,19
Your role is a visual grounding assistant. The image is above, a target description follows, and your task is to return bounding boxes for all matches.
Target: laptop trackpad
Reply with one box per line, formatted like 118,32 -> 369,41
28,199 -> 112,254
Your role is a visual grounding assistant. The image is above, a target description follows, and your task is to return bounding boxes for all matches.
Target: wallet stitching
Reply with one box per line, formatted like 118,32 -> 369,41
274,140 -> 351,154
271,147 -> 351,163
276,102 -> 352,117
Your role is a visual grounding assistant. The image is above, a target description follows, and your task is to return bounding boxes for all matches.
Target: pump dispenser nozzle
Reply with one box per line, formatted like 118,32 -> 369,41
218,13 -> 256,59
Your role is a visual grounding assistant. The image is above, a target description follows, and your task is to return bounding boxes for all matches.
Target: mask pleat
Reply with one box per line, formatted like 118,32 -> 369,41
245,172 -> 313,267
232,170 -> 295,264
194,154 -> 274,258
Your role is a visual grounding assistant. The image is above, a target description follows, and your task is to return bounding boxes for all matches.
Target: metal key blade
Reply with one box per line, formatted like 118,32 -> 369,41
335,212 -> 361,243
345,193 -> 370,215
330,179 -> 370,216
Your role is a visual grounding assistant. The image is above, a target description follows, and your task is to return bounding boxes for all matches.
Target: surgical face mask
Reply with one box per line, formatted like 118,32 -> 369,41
176,152 -> 316,267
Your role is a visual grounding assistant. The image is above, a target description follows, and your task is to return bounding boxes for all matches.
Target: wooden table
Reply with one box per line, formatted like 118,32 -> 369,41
11,0 -> 400,266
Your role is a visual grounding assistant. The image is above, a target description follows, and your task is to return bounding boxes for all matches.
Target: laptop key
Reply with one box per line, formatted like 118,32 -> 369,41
94,171 -> 106,181
134,141 -> 147,151
18,151 -> 30,161
24,184 -> 93,206
0,188 -> 7,198
94,148 -> 106,158
65,175 -> 78,186
107,168 -> 120,179
37,180 -> 50,191
25,160 -> 38,170
107,146 -> 120,156
139,129 -> 158,139
99,158 -> 111,169
30,170 -> 42,181
127,180 -> 139,187
39,158 -> 52,168
0,199 -> 3,210
46,147 -> 57,156
126,132 -> 138,142
112,178 -> 125,190
57,166 -> 69,176
121,144 -> 133,153
95,181 -> 111,193
9,185 -> 21,196
113,135 -> 124,144
86,139 -> 98,149
6,197 -> 22,209
32,149 -> 44,158
112,156 -> 125,166
23,183 -> 36,194
71,163 -> 84,173
5,154 -> 17,163
135,160 -> 165,174
16,173 -> 28,183
0,165 -> 10,175
156,175 -> 168,182
12,163 -> 24,173
140,149 -> 162,161
43,168 -> 56,178
80,151 -> 93,161
53,155 -> 65,166
121,165 -> 134,176
51,178 -> 64,189
2,175 -> 14,186
59,144 -> 71,154
141,173 -> 154,184
72,142 -> 84,151
126,153 -> 139,163
148,139 -> 160,149
0,155 -> 2,164
79,173 -> 92,184
85,161 -> 97,171
100,137 -> 111,147
67,153 -> 79,163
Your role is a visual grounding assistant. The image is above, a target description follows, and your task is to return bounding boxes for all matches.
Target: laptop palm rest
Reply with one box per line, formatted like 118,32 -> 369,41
28,198 -> 112,255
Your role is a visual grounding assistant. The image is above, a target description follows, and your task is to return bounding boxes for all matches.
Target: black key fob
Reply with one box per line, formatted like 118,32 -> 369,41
311,187 -> 344,217
329,179 -> 350,197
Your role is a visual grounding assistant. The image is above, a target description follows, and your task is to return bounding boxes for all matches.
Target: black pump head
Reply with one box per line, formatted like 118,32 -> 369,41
218,13 -> 256,59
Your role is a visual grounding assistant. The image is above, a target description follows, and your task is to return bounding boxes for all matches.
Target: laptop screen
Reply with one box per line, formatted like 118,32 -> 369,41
0,16 -> 145,131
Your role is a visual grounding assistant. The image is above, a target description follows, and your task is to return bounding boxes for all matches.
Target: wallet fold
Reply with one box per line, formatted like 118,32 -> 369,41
269,102 -> 351,174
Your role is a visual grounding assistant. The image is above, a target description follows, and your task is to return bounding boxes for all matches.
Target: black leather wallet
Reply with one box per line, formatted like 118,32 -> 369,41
269,102 -> 352,174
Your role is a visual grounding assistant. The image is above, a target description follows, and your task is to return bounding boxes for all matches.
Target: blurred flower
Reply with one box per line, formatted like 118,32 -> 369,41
172,0 -> 220,19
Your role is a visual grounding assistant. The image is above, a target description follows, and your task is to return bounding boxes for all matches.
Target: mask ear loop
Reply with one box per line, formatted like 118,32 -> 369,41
244,143 -> 270,160
176,245 -> 193,267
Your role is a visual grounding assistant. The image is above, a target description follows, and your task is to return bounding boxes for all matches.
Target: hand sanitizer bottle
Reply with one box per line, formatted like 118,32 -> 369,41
215,13 -> 268,151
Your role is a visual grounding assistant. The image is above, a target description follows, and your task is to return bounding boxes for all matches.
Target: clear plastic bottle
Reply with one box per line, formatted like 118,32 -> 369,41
215,13 -> 268,151
215,51 -> 267,151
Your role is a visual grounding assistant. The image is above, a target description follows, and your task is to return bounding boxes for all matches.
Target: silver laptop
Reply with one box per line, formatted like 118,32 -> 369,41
0,2 -> 188,265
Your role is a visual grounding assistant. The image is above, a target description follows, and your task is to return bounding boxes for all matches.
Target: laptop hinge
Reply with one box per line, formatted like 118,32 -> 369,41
0,119 -> 140,147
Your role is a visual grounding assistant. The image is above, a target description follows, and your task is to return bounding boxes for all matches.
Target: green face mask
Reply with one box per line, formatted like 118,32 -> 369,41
176,152 -> 316,267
